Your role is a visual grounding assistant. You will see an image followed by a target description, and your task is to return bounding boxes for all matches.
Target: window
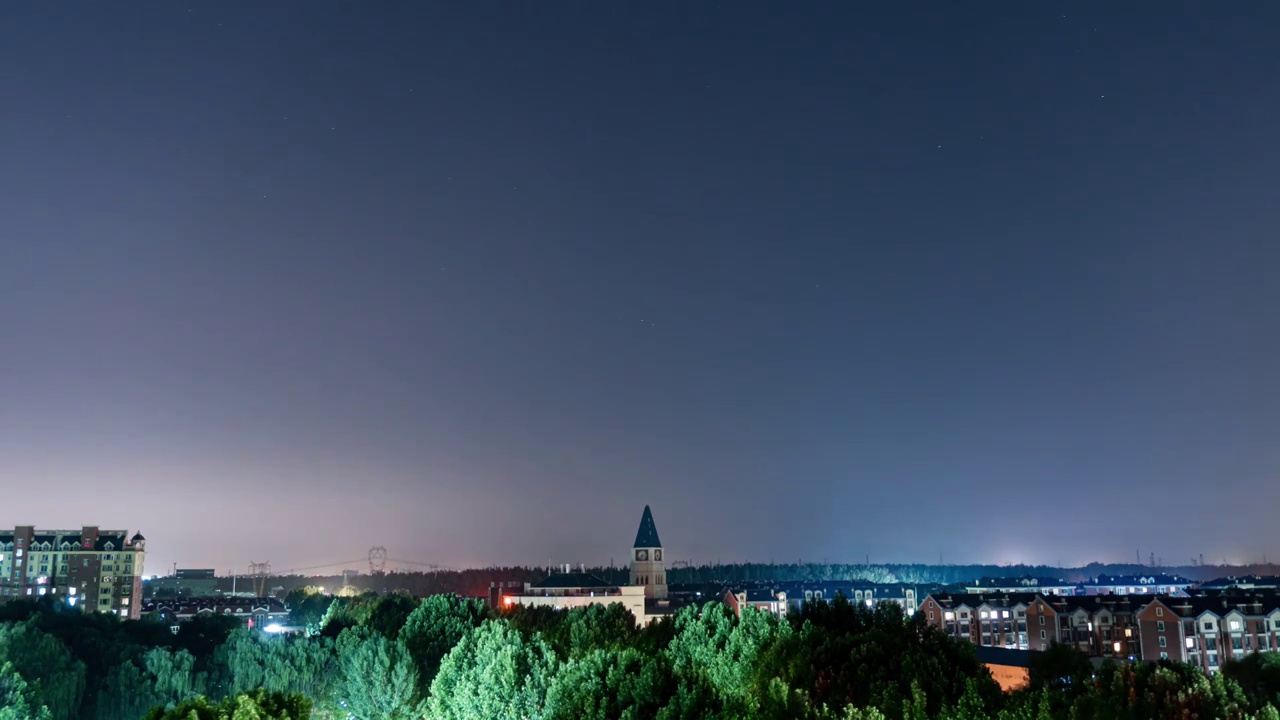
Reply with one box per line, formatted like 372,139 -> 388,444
1040,630 -> 1047,640
980,611 -> 989,619
1160,652 -> 1168,660
1229,620 -> 1241,631
1159,636 -> 1167,648
1206,638 -> 1217,651
1205,620 -> 1215,631
944,611 -> 954,621
1157,621 -> 1165,632
1156,607 -> 1163,617
1186,637 -> 1195,649
1002,610 -> 1010,619
1039,616 -> 1045,626
928,611 -> 934,620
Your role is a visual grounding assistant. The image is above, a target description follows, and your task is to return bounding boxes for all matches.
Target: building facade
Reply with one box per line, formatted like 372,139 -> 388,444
0,526 -> 146,619
1137,596 -> 1280,674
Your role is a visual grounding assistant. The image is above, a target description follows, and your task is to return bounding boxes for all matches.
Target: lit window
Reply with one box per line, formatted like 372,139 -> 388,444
1229,620 -> 1241,631
1186,638 -> 1195,648
1156,607 -> 1163,617
980,611 -> 989,619
944,611 -> 954,621
1002,611 -> 1010,619
1113,641 -> 1122,652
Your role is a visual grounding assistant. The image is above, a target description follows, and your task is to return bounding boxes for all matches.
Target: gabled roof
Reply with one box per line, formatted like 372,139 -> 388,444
633,505 -> 662,548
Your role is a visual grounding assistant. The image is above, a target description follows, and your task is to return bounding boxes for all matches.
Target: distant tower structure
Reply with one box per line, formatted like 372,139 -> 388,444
248,561 -> 271,597
368,547 -> 387,575
630,505 -> 667,599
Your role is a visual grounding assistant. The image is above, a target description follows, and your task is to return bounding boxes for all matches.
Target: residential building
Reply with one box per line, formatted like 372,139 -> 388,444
919,593 -> 1036,649
1080,574 -> 1192,597
141,597 -> 288,632
0,526 -> 146,619
723,588 -> 787,618
1137,595 -> 1280,674
1197,576 -> 1280,592
958,576 -> 1076,596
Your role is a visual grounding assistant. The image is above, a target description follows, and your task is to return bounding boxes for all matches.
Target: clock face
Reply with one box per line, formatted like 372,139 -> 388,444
635,550 -> 648,561
654,550 -> 663,561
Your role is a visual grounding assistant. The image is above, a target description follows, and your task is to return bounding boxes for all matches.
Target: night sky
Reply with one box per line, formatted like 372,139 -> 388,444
3,2 -> 1277,576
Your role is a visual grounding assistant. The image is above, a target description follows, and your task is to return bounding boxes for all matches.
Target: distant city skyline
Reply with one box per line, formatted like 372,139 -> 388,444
3,2 -> 1277,573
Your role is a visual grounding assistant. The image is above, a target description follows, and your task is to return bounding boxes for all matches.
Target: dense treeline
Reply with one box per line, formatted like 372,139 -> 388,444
226,561 -> 1280,599
5,591 -> 1280,719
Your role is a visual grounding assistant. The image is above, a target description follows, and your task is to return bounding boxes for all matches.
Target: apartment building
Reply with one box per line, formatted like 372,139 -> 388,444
1137,595 -> 1280,674
0,526 -> 146,619
918,593 -> 1037,649
1022,594 -> 1142,659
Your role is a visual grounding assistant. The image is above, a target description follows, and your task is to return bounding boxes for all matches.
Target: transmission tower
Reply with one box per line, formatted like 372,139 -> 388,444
368,547 -> 387,575
248,561 -> 271,597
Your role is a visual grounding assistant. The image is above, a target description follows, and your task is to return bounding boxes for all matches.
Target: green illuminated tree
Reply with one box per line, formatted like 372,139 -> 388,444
0,660 -> 52,720
397,595 -> 487,695
335,627 -> 422,719
544,647 -> 671,719
141,689 -> 311,720
0,619 -> 86,720
426,619 -> 558,720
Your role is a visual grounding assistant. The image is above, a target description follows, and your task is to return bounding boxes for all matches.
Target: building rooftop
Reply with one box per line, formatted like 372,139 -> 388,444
529,572 -> 613,589
633,505 -> 662,549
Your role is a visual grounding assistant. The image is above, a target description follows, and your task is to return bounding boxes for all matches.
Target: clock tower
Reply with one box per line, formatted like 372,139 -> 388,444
629,505 -> 667,599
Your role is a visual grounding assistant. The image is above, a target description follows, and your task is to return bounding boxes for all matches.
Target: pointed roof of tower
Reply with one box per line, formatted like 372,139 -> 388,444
633,505 -> 663,548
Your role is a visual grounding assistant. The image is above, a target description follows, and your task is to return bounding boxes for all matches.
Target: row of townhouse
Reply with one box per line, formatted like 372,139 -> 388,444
721,581 -> 943,618
956,574 -> 1193,597
920,591 -> 1280,674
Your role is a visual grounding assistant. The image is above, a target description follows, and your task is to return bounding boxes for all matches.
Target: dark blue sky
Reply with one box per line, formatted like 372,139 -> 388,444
2,2 -> 1277,575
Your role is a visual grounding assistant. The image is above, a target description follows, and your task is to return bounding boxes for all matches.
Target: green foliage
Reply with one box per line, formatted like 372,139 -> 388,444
666,602 -> 792,712
544,647 -> 673,719
1224,651 -> 1280,710
759,598 -> 999,719
140,689 -> 311,720
364,591 -> 421,640
426,619 -> 558,720
397,595 -> 488,695
214,629 -> 337,703
0,660 -> 53,720
317,592 -> 381,639
0,619 -> 87,720
283,587 -> 334,633
335,626 -> 422,719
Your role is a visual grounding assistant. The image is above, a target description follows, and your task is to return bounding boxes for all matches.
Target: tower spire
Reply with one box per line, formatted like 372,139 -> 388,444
633,505 -> 662,548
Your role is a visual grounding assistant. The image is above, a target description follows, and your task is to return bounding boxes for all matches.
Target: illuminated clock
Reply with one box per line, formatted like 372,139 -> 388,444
654,550 -> 663,561
635,550 -> 648,561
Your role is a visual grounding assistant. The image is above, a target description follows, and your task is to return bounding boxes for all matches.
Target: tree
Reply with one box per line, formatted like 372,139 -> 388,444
0,660 -> 52,720
141,689 -> 311,720
426,619 -> 558,720
544,647 -> 672,720
665,602 -> 792,711
335,626 -> 422,719
284,587 -> 334,633
1224,651 -> 1280,710
0,619 -> 86,720
397,595 -> 488,695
